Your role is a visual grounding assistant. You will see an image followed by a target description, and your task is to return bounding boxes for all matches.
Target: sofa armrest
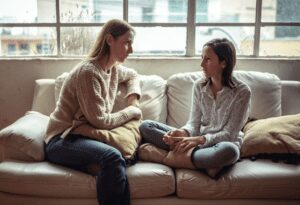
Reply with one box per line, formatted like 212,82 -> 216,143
31,79 -> 56,116
0,111 -> 49,162
281,80 -> 300,115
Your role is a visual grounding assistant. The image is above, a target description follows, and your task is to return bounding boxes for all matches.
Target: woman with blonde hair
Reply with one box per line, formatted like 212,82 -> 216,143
44,19 -> 141,205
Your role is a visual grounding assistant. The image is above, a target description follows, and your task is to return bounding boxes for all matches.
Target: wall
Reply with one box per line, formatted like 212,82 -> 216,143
0,58 -> 299,129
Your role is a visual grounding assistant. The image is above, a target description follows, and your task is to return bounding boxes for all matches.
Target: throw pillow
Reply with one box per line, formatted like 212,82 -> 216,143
241,114 -> 300,157
0,111 -> 49,162
73,120 -> 141,160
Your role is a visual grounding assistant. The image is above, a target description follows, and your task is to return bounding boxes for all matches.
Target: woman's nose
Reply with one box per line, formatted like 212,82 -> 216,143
128,45 -> 133,54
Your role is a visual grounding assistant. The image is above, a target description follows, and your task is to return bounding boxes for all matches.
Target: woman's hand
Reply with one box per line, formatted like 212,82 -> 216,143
127,94 -> 140,107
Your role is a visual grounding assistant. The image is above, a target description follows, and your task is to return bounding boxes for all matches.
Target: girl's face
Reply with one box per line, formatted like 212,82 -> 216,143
109,30 -> 134,63
200,45 -> 226,79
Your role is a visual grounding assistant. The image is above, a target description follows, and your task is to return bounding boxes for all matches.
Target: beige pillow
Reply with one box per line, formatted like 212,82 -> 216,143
73,120 -> 141,160
241,114 -> 300,157
0,111 -> 49,162
138,143 -> 195,169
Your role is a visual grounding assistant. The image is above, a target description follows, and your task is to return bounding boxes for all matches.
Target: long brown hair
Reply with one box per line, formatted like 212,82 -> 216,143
203,38 -> 236,88
87,19 -> 135,61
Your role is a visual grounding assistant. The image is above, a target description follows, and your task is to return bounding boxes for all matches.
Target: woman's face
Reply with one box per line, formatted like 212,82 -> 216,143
109,30 -> 134,63
200,45 -> 225,79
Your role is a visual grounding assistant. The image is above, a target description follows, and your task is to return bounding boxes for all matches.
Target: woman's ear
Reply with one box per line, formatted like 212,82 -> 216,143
106,34 -> 113,46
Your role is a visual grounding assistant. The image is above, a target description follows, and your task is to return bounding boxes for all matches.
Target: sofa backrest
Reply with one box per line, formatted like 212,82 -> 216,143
31,71 -> 299,129
281,80 -> 300,115
31,79 -> 56,116
167,71 -> 282,128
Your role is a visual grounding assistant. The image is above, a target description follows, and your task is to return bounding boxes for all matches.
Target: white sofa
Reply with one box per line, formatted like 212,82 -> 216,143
0,70 -> 300,205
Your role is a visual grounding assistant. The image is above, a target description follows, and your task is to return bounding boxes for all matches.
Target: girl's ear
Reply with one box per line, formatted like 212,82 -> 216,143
221,60 -> 226,69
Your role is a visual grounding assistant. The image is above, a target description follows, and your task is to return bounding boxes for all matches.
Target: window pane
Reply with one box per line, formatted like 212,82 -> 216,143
260,26 -> 300,57
129,0 -> 187,23
133,27 -> 186,55
196,0 -> 256,23
0,0 -> 56,23
196,27 -> 254,55
262,0 -> 300,22
60,0 -> 122,23
0,27 -> 57,56
61,27 -> 100,55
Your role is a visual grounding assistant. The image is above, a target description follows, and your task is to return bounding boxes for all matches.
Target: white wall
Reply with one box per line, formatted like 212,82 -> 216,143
0,58 -> 299,129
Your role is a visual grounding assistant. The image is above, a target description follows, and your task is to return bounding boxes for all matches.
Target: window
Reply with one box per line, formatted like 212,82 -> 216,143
36,43 -> 52,54
0,0 -> 299,57
7,44 -> 16,55
20,43 -> 30,55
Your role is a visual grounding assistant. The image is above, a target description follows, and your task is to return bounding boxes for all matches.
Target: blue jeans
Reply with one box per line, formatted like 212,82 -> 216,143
139,120 -> 240,169
44,134 -> 130,205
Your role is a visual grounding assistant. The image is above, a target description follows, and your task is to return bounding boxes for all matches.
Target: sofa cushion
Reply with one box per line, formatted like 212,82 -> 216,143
0,111 -> 49,162
55,73 -> 168,123
176,158 -> 300,199
0,161 -> 175,199
241,114 -> 300,157
167,71 -> 281,128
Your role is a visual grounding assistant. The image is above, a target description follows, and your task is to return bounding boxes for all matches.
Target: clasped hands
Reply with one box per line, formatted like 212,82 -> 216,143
163,129 -> 206,153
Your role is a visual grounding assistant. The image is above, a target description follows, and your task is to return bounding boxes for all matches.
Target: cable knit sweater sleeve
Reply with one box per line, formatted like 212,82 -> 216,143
117,65 -> 141,98
76,64 -> 141,130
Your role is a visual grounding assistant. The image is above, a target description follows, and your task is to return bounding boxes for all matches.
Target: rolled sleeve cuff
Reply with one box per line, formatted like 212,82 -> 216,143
197,134 -> 212,148
181,125 -> 194,136
125,79 -> 141,99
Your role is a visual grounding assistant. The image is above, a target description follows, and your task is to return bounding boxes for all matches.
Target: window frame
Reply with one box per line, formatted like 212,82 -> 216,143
0,0 -> 299,58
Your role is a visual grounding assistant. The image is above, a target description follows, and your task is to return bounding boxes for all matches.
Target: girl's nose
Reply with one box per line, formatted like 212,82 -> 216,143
200,59 -> 204,67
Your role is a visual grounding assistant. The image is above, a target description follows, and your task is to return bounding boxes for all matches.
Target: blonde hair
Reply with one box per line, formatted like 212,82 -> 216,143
87,19 -> 135,61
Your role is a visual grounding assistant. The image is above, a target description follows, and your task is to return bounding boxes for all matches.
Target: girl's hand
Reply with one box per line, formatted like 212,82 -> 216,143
162,129 -> 188,149
167,129 -> 189,137
163,136 -> 184,150
172,136 -> 206,153
127,94 -> 140,107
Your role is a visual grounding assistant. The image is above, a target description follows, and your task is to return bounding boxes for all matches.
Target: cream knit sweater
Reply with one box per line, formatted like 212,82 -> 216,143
45,60 -> 141,144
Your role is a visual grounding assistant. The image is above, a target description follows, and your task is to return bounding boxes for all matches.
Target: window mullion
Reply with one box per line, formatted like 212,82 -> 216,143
56,0 -> 61,57
123,0 -> 128,21
186,0 -> 196,57
254,0 -> 262,57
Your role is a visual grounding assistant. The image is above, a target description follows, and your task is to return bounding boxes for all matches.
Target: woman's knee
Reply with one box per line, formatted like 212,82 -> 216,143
101,147 -> 125,167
